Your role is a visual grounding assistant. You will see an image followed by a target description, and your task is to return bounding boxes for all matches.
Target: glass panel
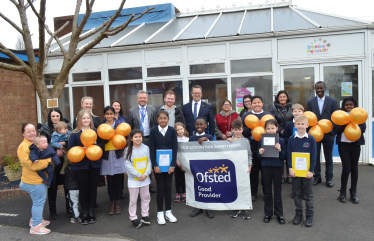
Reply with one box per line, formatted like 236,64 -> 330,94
147,66 -> 180,77
73,72 -> 101,82
43,87 -> 70,122
146,81 -> 183,110
208,11 -> 244,38
232,76 -> 273,113
231,58 -> 272,74
117,22 -> 166,46
93,25 -> 137,49
273,7 -> 315,32
240,9 -> 271,35
109,83 -> 143,116
190,63 -> 225,74
72,86 -> 104,117
323,65 -> 358,109
150,17 -> 195,43
188,78 -> 227,116
283,67 -> 315,109
178,14 -> 219,40
44,73 -> 67,85
298,9 -> 362,28
108,67 -> 142,81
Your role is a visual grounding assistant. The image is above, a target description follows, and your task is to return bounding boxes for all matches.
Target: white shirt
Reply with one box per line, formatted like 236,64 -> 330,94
158,125 -> 168,136
251,109 -> 264,114
192,100 -> 202,116
294,132 -> 308,139
177,136 -> 189,142
317,95 -> 326,114
195,132 -> 205,136
341,131 -> 354,143
139,104 -> 150,136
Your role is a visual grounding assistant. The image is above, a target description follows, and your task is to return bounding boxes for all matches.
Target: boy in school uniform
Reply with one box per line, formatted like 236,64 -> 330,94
287,115 -> 317,227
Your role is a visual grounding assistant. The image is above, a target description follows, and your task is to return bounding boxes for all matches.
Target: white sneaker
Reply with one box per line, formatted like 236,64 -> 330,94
165,210 -> 177,223
29,223 -> 51,235
157,211 -> 166,225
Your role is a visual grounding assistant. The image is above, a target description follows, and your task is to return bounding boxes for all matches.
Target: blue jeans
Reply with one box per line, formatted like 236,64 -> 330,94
19,182 -> 47,227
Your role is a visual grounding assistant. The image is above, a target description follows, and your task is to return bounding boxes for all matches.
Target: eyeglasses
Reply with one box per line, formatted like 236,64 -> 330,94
223,104 -> 231,106
244,101 -> 251,104
192,92 -> 202,95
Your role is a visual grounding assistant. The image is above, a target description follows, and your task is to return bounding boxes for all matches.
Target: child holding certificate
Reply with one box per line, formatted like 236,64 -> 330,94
287,115 -> 317,227
258,119 -> 286,225
149,110 -> 178,225
125,130 -> 152,228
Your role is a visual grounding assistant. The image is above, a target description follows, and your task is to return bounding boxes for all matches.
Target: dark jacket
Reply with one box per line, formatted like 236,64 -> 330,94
239,108 -> 250,118
270,101 -> 293,133
182,101 -> 215,136
64,165 -> 79,190
101,121 -> 126,160
38,118 -> 72,144
333,123 -> 366,146
149,126 -> 178,168
68,128 -> 106,170
307,96 -> 338,134
29,144 -> 61,165
73,114 -> 101,129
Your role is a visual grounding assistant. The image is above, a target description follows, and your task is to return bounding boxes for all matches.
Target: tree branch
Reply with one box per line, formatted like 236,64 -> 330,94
0,62 -> 26,72
0,43 -> 31,75
45,21 -> 70,58
0,12 -> 23,34
72,0 -> 83,34
79,18 -> 110,42
76,0 -> 95,35
101,0 -> 127,33
26,0 -> 44,22
9,0 -> 18,6
44,24 -> 68,58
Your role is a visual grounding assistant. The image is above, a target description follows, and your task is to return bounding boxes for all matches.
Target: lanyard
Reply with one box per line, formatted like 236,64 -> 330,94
141,107 -> 147,120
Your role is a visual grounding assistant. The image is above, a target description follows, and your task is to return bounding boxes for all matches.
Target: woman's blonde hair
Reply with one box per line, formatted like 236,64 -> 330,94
71,110 -> 93,133
81,96 -> 97,117
174,122 -> 189,137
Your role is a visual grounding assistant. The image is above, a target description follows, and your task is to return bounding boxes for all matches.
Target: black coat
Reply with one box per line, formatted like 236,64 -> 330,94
270,101 -> 293,133
64,166 -> 79,190
333,122 -> 366,146
38,118 -> 72,144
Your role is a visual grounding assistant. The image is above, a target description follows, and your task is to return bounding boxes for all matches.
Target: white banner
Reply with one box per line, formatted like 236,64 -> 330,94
178,139 -> 252,210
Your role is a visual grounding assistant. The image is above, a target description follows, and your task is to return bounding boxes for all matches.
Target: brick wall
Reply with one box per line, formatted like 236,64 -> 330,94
0,68 -> 37,157
54,15 -> 74,38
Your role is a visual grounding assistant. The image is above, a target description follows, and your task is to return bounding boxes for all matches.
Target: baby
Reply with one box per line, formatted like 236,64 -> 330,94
51,121 -> 71,174
29,136 -> 61,186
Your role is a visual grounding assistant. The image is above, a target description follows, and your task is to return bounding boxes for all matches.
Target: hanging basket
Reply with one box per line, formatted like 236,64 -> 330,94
4,166 -> 22,182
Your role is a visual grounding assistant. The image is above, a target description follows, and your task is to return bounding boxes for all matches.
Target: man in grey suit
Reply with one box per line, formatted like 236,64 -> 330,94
128,90 -> 157,146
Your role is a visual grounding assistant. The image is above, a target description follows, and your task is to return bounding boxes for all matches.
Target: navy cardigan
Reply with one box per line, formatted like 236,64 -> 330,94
68,128 -> 106,170
149,126 -> 178,168
333,123 -> 366,146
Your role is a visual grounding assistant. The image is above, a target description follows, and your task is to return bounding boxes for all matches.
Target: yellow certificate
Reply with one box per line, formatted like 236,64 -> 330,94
292,152 -> 310,177
133,157 -> 147,180
105,139 -> 119,151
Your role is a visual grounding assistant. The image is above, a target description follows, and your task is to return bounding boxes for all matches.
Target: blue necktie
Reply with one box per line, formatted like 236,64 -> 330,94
193,102 -> 198,120
140,107 -> 145,131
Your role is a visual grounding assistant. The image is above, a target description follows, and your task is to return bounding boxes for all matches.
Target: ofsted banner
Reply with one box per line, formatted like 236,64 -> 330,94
178,139 -> 252,210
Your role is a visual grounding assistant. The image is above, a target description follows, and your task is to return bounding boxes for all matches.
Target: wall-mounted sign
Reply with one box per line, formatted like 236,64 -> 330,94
307,38 -> 331,55
47,98 -> 59,108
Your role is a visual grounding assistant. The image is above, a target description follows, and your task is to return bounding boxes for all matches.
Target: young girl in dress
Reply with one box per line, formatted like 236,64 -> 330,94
125,130 -> 152,228
174,122 -> 189,202
149,110 -> 178,225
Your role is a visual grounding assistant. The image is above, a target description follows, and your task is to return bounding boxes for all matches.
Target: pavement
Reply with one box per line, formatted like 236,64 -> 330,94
0,164 -> 374,241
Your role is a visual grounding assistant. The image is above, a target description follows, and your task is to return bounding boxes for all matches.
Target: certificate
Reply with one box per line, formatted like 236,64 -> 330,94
261,134 -> 279,158
292,152 -> 310,177
263,137 -> 275,146
156,149 -> 172,172
133,156 -> 147,181
295,157 -> 308,170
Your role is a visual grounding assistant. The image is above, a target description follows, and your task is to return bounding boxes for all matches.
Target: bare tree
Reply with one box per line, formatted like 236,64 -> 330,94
0,0 -> 153,122
15,35 -> 25,50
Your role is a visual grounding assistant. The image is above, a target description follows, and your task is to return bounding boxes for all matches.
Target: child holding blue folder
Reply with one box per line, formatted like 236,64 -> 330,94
149,110 -> 178,225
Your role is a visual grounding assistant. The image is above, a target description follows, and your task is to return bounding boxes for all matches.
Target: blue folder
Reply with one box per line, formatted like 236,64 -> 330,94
156,149 -> 172,172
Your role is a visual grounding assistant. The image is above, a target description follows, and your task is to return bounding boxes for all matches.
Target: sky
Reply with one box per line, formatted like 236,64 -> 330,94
1,0 -> 374,49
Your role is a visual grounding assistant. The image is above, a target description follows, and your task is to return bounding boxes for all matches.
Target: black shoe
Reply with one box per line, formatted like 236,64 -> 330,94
277,216 -> 285,224
337,189 -> 347,203
149,185 -> 156,193
120,194 -> 126,200
286,177 -> 292,184
281,178 -> 285,184
230,210 -> 241,218
141,216 -> 151,225
88,208 -> 96,224
313,178 -> 322,186
251,195 -> 257,202
326,179 -> 333,187
49,211 -> 57,219
131,219 -> 142,228
243,211 -> 250,220
190,208 -> 203,217
263,216 -> 271,223
305,216 -> 313,227
81,209 -> 89,225
349,189 -> 359,204
206,210 -> 214,218
292,213 -> 303,225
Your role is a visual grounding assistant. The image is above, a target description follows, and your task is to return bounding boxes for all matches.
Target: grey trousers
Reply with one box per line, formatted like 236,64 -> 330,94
292,177 -> 314,216
67,190 -> 80,218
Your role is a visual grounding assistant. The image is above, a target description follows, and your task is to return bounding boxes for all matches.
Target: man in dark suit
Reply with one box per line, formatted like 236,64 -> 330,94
307,81 -> 338,187
182,85 -> 215,136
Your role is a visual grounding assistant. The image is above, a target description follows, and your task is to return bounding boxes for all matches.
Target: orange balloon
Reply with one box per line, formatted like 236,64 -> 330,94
80,129 -> 97,147
86,145 -> 103,161
308,125 -> 324,142
116,123 -> 131,137
331,110 -> 350,125
245,115 -> 260,129
111,134 -> 127,149
303,111 -> 318,126
349,107 -> 368,125
67,146 -> 86,163
252,126 -> 266,142
344,123 -> 361,141
317,119 -> 333,133
260,115 -> 275,128
97,124 -> 115,140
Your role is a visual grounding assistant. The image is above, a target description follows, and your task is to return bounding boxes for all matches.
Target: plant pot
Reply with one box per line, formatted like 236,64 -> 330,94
4,166 -> 22,182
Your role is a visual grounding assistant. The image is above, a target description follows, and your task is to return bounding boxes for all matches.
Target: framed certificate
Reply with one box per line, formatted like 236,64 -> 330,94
261,134 -> 279,158
156,149 -> 172,172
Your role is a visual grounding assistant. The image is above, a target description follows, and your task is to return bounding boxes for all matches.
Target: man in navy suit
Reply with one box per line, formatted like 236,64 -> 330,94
307,81 -> 338,187
182,85 -> 215,136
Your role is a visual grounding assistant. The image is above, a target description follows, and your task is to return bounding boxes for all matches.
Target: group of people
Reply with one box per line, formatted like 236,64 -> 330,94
17,82 -> 365,235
